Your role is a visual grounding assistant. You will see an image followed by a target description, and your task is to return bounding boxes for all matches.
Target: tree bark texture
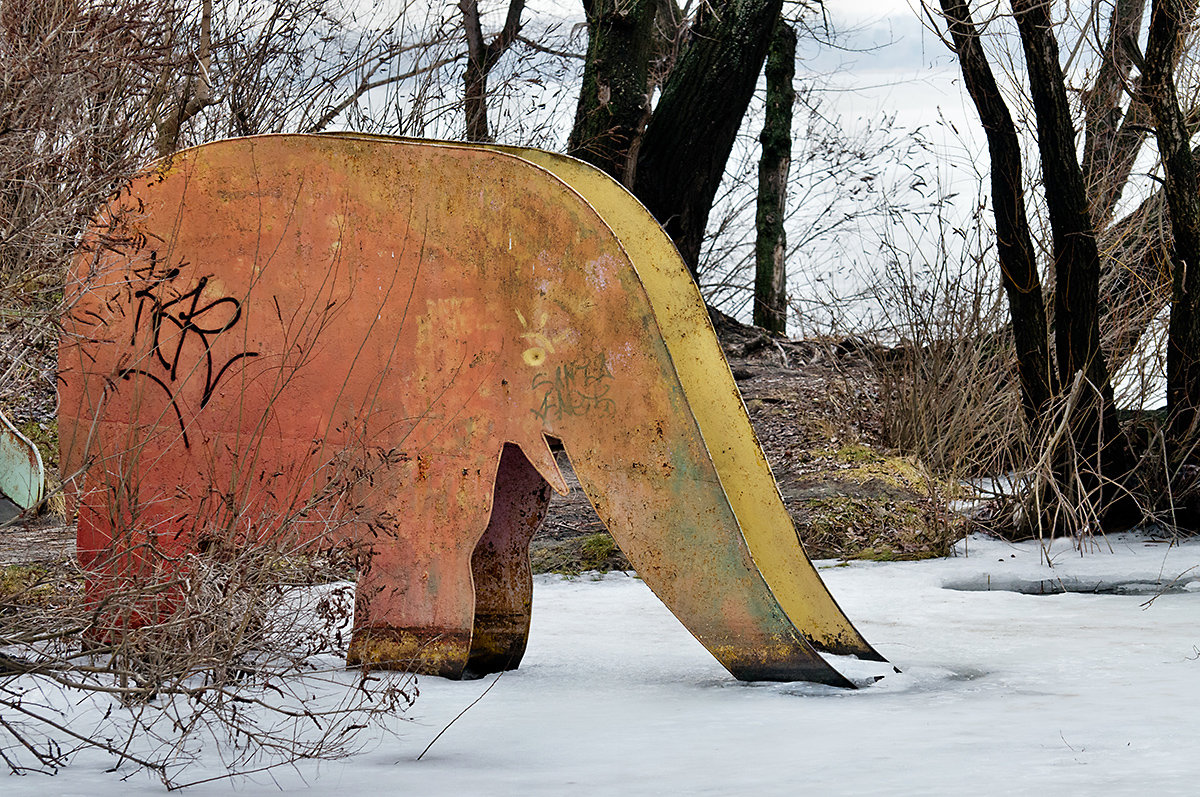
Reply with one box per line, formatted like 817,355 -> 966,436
1142,0 -> 1200,461
460,0 -> 526,143
753,17 -> 794,335
1010,0 -> 1109,390
1088,0 -> 1198,372
938,0 -> 1055,428
633,0 -> 785,279
1083,0 -> 1198,224
567,0 -> 658,184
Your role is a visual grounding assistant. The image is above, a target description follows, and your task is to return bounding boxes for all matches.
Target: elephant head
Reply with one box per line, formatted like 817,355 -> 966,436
60,134 -> 882,687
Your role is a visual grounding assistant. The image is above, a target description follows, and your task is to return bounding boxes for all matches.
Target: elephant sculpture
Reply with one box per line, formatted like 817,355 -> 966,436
59,135 -> 883,687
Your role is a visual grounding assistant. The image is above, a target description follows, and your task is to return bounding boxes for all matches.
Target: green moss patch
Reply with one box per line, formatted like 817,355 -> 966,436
529,532 -> 631,576
0,563 -> 78,608
781,444 -> 966,561
17,418 -> 57,472
15,417 -> 65,517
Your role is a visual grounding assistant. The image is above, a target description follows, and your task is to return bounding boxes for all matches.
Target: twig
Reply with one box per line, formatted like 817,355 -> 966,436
416,671 -> 504,761
2,701 -> 165,772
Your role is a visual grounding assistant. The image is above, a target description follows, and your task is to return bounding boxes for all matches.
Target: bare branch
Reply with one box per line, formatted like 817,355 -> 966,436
306,55 -> 463,134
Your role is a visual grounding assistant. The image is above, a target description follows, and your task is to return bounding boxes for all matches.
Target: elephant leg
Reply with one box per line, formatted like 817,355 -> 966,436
466,443 -> 553,677
346,457 -> 496,679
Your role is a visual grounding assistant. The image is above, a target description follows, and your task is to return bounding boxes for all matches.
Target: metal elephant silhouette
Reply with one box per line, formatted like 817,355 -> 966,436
59,135 -> 884,687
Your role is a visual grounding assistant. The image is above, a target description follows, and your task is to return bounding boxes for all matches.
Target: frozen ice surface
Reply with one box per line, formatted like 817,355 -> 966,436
4,534 -> 1198,795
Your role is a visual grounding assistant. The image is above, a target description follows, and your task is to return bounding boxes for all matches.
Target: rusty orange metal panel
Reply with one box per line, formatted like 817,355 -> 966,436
60,135 -> 856,686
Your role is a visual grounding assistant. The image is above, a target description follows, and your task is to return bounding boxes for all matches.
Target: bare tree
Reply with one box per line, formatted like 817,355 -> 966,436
1083,0 -> 1198,368
146,1 -> 469,148
151,0 -> 215,156
927,0 -> 1152,532
1137,0 -> 1200,468
1081,0 -> 1148,223
1014,0 -> 1134,519
935,0 -> 1053,429
0,0 -> 177,411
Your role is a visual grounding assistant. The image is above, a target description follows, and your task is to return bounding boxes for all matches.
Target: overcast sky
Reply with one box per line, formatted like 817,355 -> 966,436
809,2 -> 980,145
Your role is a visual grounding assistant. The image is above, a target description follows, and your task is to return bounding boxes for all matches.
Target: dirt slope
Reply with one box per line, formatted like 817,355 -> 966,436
0,310 -> 960,570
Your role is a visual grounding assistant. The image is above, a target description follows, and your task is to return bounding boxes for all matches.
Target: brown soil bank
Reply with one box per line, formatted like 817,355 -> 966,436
0,310 -> 963,572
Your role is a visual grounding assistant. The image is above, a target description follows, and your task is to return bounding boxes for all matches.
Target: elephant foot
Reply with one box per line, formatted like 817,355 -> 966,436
346,626 -> 472,679
465,442 -> 551,677
464,610 -> 530,677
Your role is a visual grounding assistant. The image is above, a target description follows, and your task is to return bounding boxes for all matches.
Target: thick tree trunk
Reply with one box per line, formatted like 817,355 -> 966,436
938,0 -> 1055,429
567,0 -> 657,185
752,17 -> 794,335
1142,0 -> 1200,463
633,0 -> 785,279
463,62 -> 491,142
1009,0 -> 1132,514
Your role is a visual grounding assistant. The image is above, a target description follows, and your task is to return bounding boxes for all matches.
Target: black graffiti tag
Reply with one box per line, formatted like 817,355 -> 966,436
120,253 -> 259,447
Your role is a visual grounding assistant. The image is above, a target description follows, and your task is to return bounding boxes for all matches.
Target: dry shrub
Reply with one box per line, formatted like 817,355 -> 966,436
867,208 -> 1186,543
0,0 -> 165,283
0,6 -> 432,765
1007,373 -> 1126,544
0,0 -> 177,426
1,497 -> 415,786
871,208 -> 1026,481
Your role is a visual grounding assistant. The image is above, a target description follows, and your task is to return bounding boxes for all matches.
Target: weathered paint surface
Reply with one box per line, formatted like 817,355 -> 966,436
60,135 -> 879,686
0,409 -> 43,511
494,145 -> 885,661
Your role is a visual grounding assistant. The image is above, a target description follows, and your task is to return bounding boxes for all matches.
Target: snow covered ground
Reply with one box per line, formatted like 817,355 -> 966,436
6,533 -> 1199,795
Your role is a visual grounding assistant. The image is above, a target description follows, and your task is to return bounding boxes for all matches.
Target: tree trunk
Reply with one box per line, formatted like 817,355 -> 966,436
567,0 -> 658,185
1142,0 -> 1200,463
1009,0 -> 1133,516
1081,0 -> 1146,224
153,0 -> 214,157
753,17 -> 794,335
1088,0 -> 1198,371
459,0 -> 526,143
938,0 -> 1055,429
633,0 -> 785,279
1084,0 -> 1198,224
463,63 -> 491,142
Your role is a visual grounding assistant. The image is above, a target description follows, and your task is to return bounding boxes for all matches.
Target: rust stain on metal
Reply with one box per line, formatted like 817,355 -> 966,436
464,443 -> 552,676
59,134 -> 878,687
